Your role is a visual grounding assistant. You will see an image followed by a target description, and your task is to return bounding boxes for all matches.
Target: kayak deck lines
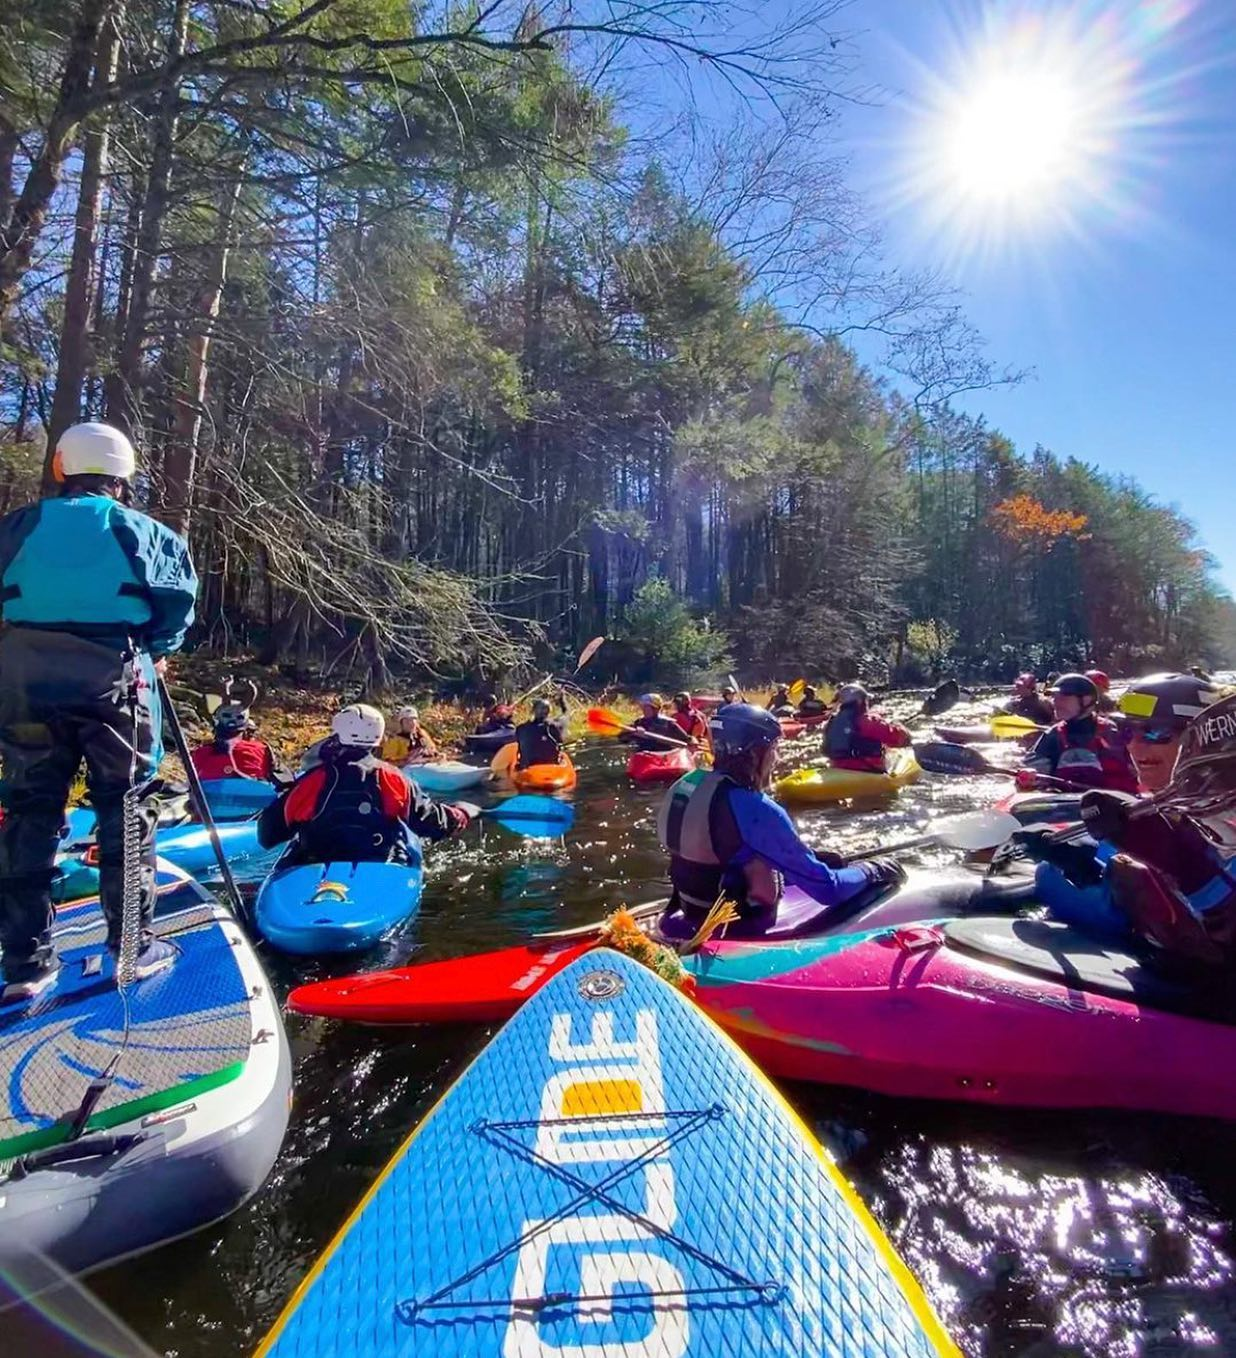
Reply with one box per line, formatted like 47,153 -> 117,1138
398,1104 -> 776,1322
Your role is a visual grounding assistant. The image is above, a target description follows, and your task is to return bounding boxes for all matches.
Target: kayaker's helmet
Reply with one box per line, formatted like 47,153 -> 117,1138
532,698 -> 552,719
396,705 -> 419,728
1012,672 -> 1038,695
801,685 -> 817,699
639,693 -> 664,712
720,685 -> 739,703
711,711 -> 776,765
837,683 -> 869,707
1086,669 -> 1111,693
673,691 -> 692,711
1119,674 -> 1221,731
1049,673 -> 1099,701
1170,690 -> 1236,795
52,421 -> 136,483
213,703 -> 254,738
332,703 -> 385,749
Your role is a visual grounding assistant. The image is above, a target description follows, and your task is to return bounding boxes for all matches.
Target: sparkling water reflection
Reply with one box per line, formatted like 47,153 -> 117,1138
88,695 -> 1236,1356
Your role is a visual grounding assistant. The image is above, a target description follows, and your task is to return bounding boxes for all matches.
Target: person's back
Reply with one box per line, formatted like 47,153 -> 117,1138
516,698 -> 567,767
825,685 -> 910,772
259,704 -> 467,864
0,423 -> 198,999
657,703 -> 900,919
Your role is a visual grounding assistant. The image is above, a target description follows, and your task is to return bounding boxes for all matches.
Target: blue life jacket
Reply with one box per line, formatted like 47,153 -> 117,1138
824,706 -> 883,763
1,496 -> 152,643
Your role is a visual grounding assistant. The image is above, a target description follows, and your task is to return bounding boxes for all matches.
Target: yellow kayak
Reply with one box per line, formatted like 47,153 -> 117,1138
775,748 -> 922,805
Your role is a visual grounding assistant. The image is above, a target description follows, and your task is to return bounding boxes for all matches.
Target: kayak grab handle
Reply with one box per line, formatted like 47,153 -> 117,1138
884,926 -> 945,953
6,1132 -> 147,1179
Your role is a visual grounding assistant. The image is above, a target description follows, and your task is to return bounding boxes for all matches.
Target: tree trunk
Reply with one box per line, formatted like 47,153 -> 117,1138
0,0 -> 114,326
159,167 -> 243,535
103,0 -> 187,441
0,118 -> 19,231
45,6 -> 124,486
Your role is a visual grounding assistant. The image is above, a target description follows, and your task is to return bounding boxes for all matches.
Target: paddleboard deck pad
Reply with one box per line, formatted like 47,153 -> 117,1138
0,868 -> 291,1273
260,949 -> 955,1357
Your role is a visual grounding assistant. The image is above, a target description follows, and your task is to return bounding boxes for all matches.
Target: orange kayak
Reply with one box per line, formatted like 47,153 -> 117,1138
510,753 -> 577,791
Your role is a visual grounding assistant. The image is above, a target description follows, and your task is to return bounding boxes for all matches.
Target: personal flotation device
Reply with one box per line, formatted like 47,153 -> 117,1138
656,769 -> 781,913
672,708 -> 708,740
824,707 -> 884,770
516,719 -> 564,768
190,737 -> 272,782
285,754 -> 407,862
1053,717 -> 1139,793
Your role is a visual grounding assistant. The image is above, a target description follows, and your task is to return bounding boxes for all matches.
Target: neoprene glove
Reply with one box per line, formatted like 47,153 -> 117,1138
1013,831 -> 1104,887
816,848 -> 847,869
863,857 -> 907,891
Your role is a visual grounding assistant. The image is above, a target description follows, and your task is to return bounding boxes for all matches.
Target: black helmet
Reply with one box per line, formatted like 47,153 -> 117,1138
532,697 -> 551,719
1171,690 -> 1236,786
1118,673 -> 1221,729
837,683 -> 869,707
710,703 -> 782,757
1049,673 -> 1099,700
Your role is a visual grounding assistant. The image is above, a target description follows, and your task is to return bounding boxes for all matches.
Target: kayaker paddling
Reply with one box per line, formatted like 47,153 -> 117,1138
795,684 -> 829,720
767,684 -> 796,718
657,702 -> 904,922
1004,672 -> 1054,725
670,691 -> 710,745
622,693 -> 691,750
824,683 -> 912,772
258,704 -> 469,865
1018,672 -> 1139,794
0,422 -> 198,1000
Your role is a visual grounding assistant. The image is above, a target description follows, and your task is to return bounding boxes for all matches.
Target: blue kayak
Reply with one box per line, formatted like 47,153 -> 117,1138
57,821 -> 265,886
256,949 -> 956,1358
199,777 -> 279,820
255,851 -> 425,955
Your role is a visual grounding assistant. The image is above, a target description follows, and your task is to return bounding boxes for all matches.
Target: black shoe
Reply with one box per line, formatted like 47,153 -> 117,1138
2,962 -> 61,1002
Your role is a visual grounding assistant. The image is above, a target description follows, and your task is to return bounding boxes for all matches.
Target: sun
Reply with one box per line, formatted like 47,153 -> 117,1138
881,4 -> 1187,261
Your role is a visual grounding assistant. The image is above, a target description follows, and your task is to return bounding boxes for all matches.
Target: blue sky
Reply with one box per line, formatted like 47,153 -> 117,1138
828,0 -> 1236,590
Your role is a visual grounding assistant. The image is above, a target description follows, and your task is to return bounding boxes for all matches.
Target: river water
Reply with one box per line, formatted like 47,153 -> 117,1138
89,697 -> 1236,1357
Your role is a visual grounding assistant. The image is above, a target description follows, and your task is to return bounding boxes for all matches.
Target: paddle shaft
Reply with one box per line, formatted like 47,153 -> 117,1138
592,713 -> 692,749
158,676 -> 249,923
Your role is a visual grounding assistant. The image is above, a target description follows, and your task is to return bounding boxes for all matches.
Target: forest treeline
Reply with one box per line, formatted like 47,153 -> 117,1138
2,1 -> 1232,690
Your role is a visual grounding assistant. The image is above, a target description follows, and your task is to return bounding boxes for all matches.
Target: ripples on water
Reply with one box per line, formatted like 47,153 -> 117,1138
89,696 -> 1236,1356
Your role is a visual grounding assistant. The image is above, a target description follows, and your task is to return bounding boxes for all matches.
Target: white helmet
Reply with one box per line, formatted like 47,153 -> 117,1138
396,705 -> 419,723
53,421 -> 137,482
331,703 -> 385,748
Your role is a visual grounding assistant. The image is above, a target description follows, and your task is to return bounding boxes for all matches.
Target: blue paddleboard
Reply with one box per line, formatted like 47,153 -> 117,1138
258,949 -> 957,1357
255,851 -> 425,955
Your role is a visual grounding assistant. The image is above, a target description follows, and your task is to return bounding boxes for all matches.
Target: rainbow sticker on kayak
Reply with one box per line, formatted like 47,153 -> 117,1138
257,949 -> 957,1357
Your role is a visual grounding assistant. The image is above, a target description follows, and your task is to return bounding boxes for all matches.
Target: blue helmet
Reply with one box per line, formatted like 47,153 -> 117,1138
710,702 -> 782,757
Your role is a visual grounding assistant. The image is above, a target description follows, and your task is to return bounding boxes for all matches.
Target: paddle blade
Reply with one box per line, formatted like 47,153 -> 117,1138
586,706 -> 626,737
491,741 -> 518,775
932,809 -> 1022,852
788,678 -> 806,704
991,713 -> 1044,739
488,794 -> 575,838
913,741 -> 998,776
575,635 -> 605,673
919,679 -> 961,717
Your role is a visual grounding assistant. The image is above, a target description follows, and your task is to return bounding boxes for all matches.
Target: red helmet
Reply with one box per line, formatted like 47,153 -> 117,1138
1085,669 -> 1111,693
1012,672 -> 1038,694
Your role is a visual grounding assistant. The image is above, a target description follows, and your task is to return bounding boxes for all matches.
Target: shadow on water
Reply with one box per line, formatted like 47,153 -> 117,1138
88,700 -> 1236,1356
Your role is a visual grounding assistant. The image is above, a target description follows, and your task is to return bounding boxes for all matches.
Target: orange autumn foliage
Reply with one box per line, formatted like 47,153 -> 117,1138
991,494 -> 1089,545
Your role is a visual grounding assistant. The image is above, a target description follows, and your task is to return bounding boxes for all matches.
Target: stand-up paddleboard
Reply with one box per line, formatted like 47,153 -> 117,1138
0,865 -> 291,1275
255,851 -> 425,955
259,950 -> 956,1357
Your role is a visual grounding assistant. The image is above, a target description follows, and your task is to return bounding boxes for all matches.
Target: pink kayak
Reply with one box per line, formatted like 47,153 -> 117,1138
685,914 -> 1236,1120
626,745 -> 694,783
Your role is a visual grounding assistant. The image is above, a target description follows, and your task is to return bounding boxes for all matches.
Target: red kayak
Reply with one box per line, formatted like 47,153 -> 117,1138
626,746 -> 694,783
778,719 -> 806,739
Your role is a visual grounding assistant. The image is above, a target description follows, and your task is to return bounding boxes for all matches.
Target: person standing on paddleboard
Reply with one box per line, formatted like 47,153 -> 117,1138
658,703 -> 904,921
824,684 -> 911,772
0,422 -> 198,1000
258,704 -> 470,864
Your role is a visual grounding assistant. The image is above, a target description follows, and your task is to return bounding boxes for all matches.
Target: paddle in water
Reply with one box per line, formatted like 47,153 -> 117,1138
586,706 -> 692,749
455,795 -> 575,838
